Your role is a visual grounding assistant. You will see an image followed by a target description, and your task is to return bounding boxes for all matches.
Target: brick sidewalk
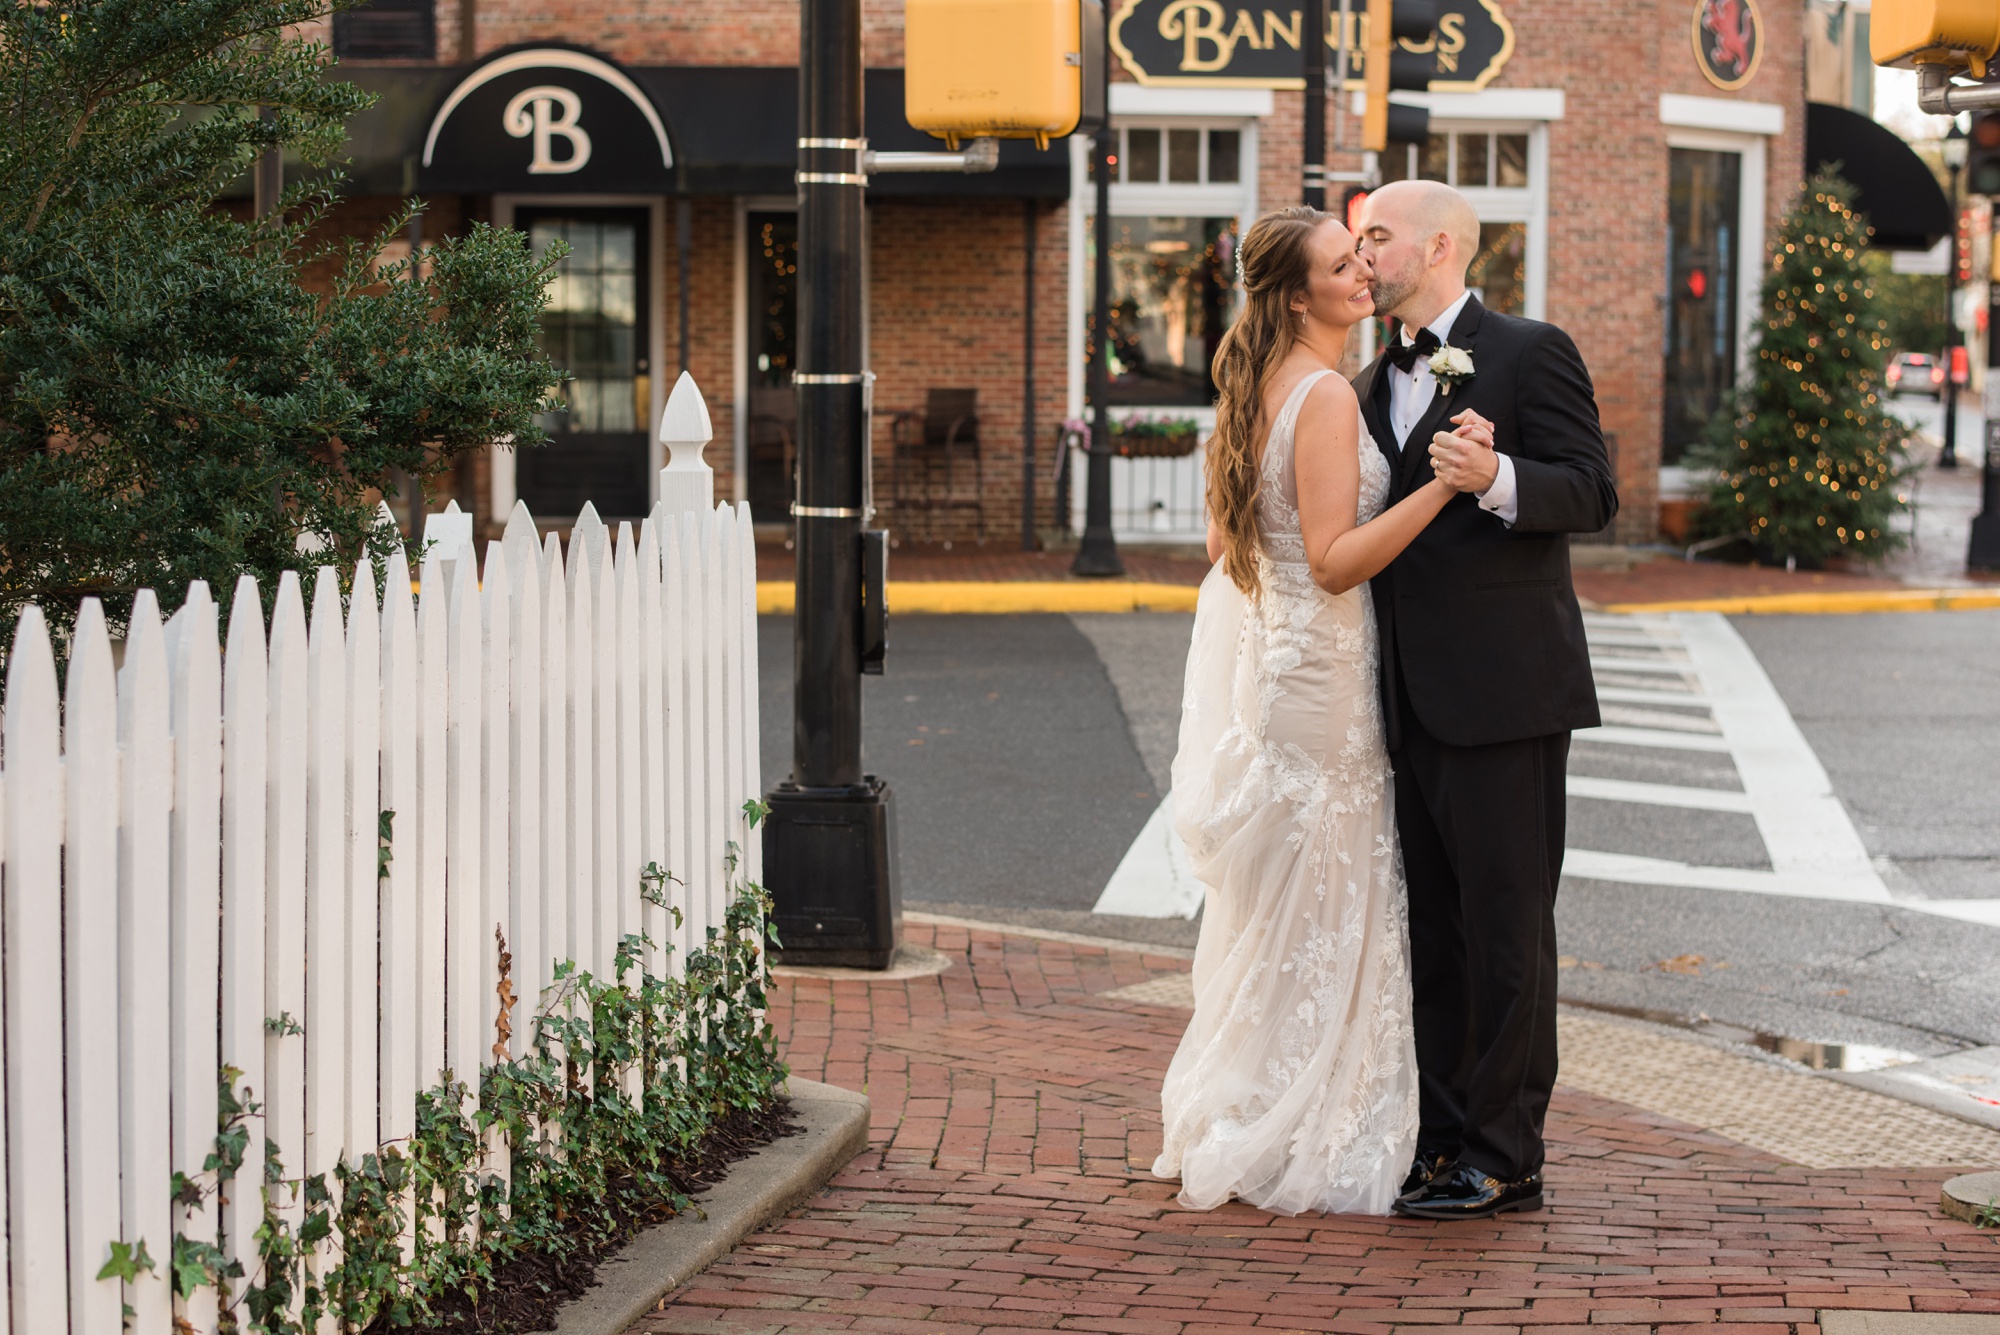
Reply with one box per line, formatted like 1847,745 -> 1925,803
635,922 -> 2000,1335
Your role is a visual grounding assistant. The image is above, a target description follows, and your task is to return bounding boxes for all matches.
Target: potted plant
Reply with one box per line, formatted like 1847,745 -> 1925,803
1110,413 -> 1203,458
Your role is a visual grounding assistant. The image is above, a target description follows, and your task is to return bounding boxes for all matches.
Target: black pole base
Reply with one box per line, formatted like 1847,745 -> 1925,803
1969,510 -> 2000,572
1071,532 -> 1125,577
763,776 -> 902,969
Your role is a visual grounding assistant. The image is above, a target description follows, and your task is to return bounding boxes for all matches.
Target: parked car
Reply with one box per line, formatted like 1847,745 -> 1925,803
1887,351 -> 1946,398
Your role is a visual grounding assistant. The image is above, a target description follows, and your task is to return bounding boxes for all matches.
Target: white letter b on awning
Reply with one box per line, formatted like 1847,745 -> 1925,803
503,85 -> 593,174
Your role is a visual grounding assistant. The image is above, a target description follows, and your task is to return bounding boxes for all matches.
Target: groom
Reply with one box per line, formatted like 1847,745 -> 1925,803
1352,181 -> 1618,1220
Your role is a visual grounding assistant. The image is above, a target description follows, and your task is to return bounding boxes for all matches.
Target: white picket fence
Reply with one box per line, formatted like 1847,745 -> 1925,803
0,380 -> 763,1334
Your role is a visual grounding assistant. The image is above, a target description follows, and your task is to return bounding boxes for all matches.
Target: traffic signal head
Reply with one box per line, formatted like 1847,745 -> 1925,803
1871,0 -> 2000,78
905,0 -> 1102,149
1362,0 -> 1437,153
1968,109 -> 2000,195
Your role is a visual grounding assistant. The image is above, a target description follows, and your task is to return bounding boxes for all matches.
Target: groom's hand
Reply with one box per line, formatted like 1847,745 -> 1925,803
1429,424 -> 1500,493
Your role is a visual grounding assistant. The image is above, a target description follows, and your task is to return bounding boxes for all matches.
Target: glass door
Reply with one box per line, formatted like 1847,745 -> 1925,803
744,210 -> 799,523
1663,148 -> 1742,463
516,206 -> 652,520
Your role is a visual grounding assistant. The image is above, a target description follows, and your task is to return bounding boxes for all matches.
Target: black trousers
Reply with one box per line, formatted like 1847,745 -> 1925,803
1392,685 -> 1568,1182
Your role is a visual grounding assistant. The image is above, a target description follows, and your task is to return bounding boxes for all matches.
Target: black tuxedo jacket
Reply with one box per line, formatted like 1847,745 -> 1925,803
1357,296 -> 1617,750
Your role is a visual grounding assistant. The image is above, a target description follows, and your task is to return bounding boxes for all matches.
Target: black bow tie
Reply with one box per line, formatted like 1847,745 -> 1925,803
1384,327 -> 1442,373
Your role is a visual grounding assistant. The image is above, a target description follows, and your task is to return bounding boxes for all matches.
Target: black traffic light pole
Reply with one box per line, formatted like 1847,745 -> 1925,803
1942,145 -> 1963,469
1303,0 -> 1325,209
1072,27 -> 1124,579
764,0 -> 902,969
1976,268 -> 2000,568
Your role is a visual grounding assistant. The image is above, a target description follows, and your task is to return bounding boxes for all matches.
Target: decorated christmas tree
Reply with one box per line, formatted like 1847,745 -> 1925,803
1693,170 -> 1911,565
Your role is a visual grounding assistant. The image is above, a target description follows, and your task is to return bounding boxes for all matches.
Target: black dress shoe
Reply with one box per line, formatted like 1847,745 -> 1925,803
1392,1163 -> 1544,1220
1397,1147 -> 1455,1202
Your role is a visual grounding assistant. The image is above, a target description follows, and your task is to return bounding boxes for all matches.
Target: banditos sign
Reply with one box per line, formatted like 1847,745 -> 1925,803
1110,0 -> 1514,89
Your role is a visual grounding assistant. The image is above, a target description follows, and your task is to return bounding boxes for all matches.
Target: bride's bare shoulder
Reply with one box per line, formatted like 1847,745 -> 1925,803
1295,370 -> 1360,437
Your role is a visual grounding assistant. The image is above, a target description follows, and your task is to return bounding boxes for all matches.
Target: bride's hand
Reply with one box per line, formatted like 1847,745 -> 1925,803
1448,409 -> 1496,450
1428,422 -> 1501,493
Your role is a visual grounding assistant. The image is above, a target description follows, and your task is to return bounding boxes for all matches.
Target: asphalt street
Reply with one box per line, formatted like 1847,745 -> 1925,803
759,604 -> 2000,1058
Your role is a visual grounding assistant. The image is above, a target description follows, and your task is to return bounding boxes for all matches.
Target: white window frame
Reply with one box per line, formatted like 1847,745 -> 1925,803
492,194 -> 667,518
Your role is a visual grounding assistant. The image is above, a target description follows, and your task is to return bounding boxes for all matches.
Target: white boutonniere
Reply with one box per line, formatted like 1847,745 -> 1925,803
1428,343 -> 1476,392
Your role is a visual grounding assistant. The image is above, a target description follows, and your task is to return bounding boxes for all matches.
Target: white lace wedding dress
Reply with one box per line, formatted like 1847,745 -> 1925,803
1153,369 -> 1418,1216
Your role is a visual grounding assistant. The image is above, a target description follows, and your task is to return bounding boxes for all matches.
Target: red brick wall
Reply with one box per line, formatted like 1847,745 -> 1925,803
464,0 -> 907,66
865,197 -> 1070,544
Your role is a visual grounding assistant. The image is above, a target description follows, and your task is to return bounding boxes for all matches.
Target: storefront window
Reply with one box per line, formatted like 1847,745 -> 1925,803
1663,147 -> 1743,464
1087,216 -> 1240,406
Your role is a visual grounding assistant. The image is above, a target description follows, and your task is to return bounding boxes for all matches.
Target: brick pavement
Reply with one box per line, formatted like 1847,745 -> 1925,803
634,922 -> 2000,1335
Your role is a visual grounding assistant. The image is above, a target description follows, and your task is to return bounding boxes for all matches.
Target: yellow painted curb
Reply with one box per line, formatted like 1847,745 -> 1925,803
1604,588 -> 2000,615
755,580 -> 1201,614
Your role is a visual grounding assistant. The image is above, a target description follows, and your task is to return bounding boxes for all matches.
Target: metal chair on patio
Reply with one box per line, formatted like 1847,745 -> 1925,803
890,387 -> 983,542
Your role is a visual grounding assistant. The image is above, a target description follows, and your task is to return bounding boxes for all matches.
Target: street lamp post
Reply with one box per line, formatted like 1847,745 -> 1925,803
1942,125 -> 1967,469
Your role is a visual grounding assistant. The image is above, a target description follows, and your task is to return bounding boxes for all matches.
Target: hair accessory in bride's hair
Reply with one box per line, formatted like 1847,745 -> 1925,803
1235,246 -> 1246,290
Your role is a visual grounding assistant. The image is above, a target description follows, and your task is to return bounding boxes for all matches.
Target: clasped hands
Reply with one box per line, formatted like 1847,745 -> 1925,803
1428,409 -> 1499,493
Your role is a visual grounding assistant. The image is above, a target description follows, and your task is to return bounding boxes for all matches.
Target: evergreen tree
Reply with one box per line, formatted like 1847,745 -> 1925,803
1692,169 -> 1911,565
0,0 -> 563,644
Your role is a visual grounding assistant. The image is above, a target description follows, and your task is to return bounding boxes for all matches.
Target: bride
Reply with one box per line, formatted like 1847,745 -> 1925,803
1154,206 -> 1493,1215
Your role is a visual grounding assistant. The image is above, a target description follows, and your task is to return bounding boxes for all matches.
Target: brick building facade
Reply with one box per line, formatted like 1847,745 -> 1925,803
315,0 -> 1807,548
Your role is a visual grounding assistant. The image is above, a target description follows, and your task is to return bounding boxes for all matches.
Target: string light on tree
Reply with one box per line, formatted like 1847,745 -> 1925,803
1693,170 -> 1912,566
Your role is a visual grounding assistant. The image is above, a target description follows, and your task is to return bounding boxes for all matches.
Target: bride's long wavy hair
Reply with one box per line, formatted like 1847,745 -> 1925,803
1207,206 -> 1332,598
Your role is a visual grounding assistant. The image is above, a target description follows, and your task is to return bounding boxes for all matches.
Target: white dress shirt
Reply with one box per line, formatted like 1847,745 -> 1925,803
1386,291 -> 1518,525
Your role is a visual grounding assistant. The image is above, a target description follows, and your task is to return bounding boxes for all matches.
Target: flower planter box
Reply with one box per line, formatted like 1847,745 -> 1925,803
1112,428 -> 1201,459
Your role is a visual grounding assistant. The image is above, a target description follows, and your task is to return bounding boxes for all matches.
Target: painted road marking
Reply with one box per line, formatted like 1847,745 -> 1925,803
1092,611 -> 1998,927
1673,612 -> 1889,893
1091,796 -> 1205,920
1566,774 -> 1751,812
1582,722 -> 1728,748
1596,704 -> 1724,733
1593,685 -> 1713,707
1588,656 -> 1697,676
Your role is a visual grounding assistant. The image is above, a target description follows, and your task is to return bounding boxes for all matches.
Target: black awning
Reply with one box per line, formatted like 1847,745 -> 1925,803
637,68 -> 1071,198
1806,101 -> 1952,252
305,62 -> 1070,201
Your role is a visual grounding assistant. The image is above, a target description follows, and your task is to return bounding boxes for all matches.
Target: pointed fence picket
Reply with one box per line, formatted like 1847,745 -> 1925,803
67,600 -> 123,1335
166,585 -> 222,1335
0,378 -> 766,1328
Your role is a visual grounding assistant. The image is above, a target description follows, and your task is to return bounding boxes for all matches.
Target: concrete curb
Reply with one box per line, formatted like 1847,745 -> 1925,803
756,580 -> 1199,614
551,1078 -> 870,1335
1603,588 -> 2000,615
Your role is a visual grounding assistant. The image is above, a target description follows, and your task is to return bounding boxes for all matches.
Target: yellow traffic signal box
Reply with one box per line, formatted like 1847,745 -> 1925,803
905,0 -> 1083,149
1871,0 -> 2000,77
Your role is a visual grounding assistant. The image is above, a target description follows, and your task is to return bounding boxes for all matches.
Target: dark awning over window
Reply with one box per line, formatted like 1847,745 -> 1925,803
1806,101 -> 1952,252
321,62 -> 1070,200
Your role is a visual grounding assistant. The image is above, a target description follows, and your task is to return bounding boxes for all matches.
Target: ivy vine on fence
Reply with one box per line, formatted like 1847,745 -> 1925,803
163,802 -> 785,1333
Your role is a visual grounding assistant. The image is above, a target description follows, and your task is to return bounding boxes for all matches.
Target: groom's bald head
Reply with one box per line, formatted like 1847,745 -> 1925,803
1356,180 -> 1481,328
